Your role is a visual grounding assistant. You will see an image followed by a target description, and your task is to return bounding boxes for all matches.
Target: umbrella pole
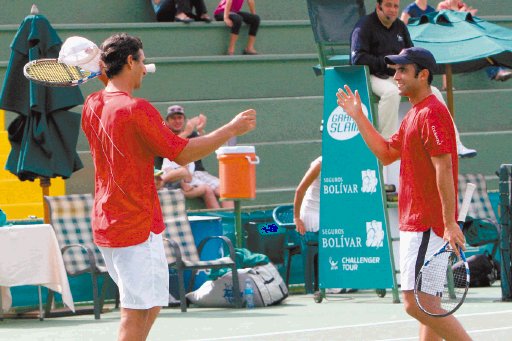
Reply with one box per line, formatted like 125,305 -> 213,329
446,64 -> 455,118
40,177 -> 51,224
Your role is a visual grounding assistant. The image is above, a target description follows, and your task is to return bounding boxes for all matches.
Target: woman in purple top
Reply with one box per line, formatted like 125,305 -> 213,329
400,0 -> 435,24
214,0 -> 260,55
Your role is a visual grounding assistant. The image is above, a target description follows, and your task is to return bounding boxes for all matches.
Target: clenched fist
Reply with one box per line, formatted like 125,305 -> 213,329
229,109 -> 256,136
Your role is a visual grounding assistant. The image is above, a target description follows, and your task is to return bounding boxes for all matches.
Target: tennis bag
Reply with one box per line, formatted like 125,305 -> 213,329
462,217 -> 500,247
452,252 -> 499,287
186,263 -> 288,307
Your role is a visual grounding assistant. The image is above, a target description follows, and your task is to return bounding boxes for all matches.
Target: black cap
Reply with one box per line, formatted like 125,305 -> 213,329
385,47 -> 436,71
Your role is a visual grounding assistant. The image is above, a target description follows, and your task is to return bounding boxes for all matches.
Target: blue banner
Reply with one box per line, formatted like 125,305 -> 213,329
319,66 -> 395,289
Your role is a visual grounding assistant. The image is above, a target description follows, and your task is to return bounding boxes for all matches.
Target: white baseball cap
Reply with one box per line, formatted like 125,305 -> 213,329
59,36 -> 101,73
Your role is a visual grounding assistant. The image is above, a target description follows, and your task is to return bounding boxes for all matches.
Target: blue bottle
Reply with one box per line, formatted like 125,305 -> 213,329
244,278 -> 255,309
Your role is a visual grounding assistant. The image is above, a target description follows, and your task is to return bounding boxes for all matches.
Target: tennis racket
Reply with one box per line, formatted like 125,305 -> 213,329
23,59 -> 156,87
414,183 -> 476,317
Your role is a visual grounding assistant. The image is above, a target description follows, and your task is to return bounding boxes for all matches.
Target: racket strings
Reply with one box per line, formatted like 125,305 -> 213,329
416,250 -> 469,316
26,61 -> 86,83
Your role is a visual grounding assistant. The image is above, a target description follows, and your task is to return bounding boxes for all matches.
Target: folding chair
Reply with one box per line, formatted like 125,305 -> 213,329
272,205 -> 302,287
306,0 -> 366,73
44,194 -> 111,319
458,174 -> 500,258
158,188 -> 242,312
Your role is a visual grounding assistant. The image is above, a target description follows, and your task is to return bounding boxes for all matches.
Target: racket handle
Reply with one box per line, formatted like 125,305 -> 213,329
457,183 -> 476,223
145,64 -> 156,73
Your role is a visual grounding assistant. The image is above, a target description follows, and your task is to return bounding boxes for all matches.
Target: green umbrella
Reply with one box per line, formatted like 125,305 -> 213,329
408,10 -> 512,116
0,10 -> 84,217
0,12 -> 84,180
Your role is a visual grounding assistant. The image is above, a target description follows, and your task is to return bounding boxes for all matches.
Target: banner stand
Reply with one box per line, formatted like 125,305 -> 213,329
319,65 -> 399,303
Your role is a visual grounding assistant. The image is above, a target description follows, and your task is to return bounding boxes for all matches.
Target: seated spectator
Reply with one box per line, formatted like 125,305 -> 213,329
151,0 -> 195,23
351,0 -> 476,158
156,159 -> 221,209
400,0 -> 435,24
166,105 -> 234,208
213,0 -> 260,55
436,0 -> 512,83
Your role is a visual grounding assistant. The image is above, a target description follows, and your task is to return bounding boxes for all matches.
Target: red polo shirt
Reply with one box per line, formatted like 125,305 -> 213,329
389,94 -> 458,237
82,90 -> 188,247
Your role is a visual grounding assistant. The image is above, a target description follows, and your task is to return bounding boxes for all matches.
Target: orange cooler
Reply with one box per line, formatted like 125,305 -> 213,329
215,146 -> 260,200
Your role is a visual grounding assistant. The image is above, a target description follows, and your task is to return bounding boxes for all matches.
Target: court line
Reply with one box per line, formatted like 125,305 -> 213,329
375,326 -> 512,341
188,310 -> 512,341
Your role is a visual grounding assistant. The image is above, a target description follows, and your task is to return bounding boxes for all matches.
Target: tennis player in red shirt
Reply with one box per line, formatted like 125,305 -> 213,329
336,47 -> 470,341
82,33 -> 256,341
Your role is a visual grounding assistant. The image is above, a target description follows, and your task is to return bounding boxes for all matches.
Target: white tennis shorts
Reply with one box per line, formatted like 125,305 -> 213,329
399,229 -> 445,291
99,232 -> 169,309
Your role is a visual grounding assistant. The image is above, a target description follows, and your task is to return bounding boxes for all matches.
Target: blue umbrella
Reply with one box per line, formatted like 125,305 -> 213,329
408,10 -> 512,115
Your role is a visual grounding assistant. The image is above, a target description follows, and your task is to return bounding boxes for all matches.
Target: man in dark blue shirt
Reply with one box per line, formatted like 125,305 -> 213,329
351,0 -> 412,139
350,0 -> 476,157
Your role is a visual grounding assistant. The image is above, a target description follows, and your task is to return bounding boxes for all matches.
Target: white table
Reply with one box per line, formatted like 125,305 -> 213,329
0,224 -> 75,319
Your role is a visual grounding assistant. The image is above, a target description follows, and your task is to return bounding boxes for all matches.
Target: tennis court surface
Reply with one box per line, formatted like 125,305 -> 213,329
0,284 -> 510,341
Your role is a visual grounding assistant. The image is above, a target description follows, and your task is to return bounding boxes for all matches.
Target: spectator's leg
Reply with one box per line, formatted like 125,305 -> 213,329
175,0 -> 194,22
202,186 -> 221,209
486,66 -> 499,80
488,66 -> 512,82
431,86 -> 477,158
215,12 -> 242,55
370,75 -> 400,139
238,12 -> 260,54
155,0 -> 177,22
189,0 -> 210,21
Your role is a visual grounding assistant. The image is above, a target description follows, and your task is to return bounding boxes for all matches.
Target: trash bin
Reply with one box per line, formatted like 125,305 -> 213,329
244,221 -> 285,265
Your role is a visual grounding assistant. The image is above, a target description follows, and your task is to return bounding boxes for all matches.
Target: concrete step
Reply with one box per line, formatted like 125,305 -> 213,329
0,0 -> 309,25
451,89 -> 512,132
72,54 -> 323,102
0,21 -> 316,61
458,132 -> 512,191
71,96 -> 324,150
70,139 -> 320,201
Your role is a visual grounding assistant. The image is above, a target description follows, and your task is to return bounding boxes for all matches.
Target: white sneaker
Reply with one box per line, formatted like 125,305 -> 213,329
457,143 -> 477,158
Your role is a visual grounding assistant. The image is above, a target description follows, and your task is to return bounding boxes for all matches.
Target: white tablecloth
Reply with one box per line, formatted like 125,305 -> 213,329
0,224 -> 75,312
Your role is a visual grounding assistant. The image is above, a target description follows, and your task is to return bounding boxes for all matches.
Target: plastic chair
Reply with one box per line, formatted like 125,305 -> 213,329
458,174 -> 500,258
44,194 -> 112,319
158,188 -> 242,312
272,205 -> 302,287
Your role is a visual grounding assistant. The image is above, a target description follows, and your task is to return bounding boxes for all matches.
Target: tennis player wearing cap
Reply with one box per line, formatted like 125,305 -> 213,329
81,33 -> 256,341
337,47 -> 470,341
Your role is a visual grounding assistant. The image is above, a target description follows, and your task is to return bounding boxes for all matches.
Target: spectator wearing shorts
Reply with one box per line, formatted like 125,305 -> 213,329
165,105 -> 234,208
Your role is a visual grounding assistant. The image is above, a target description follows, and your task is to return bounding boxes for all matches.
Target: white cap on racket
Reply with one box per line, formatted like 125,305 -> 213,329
59,36 -> 101,73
